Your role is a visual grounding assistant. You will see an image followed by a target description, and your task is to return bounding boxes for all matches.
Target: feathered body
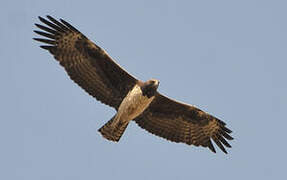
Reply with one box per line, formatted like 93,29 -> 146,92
99,81 -> 158,141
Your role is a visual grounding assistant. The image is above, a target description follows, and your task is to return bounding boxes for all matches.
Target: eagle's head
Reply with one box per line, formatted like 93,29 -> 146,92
141,79 -> 160,98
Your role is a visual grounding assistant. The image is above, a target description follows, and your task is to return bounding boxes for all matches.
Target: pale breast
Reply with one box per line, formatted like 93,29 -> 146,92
117,85 -> 155,121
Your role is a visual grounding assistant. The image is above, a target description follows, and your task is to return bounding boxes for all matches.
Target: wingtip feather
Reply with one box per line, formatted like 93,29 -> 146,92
59,18 -> 80,33
218,135 -> 232,148
34,30 -> 55,39
223,126 -> 232,133
33,38 -> 56,45
207,139 -> 216,153
212,136 -> 227,154
39,45 -> 53,50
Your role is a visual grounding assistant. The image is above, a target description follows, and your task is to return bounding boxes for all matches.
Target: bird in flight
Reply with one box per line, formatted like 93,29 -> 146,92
34,16 -> 233,154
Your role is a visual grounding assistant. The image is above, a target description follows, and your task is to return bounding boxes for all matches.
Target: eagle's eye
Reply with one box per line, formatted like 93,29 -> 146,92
152,80 -> 159,85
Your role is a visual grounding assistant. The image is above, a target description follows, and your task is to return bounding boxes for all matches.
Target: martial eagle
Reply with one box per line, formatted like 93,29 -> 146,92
34,16 -> 233,154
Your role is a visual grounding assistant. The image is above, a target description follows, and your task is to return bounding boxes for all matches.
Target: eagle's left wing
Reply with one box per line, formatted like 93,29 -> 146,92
134,93 -> 233,153
34,16 -> 138,110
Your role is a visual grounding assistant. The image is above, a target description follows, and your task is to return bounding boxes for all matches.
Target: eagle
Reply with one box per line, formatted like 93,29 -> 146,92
34,16 -> 233,154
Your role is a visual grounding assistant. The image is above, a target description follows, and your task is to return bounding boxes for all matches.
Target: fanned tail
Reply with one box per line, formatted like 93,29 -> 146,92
98,116 -> 129,142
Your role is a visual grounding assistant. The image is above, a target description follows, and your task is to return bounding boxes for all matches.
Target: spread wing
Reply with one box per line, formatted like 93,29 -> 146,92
134,93 -> 233,153
34,16 -> 138,109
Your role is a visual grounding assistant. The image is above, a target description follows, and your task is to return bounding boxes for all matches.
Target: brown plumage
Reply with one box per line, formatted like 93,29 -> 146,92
98,116 -> 129,142
34,16 -> 233,154
34,16 -> 137,109
134,94 -> 233,153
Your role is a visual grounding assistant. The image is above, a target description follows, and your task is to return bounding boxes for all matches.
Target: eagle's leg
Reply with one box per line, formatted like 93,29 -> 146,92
98,115 -> 129,142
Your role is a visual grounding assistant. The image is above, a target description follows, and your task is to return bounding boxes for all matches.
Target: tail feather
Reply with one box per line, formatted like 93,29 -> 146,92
98,116 -> 129,142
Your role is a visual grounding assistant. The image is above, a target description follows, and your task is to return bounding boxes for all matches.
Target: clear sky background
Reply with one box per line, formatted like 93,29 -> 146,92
1,0 -> 286,179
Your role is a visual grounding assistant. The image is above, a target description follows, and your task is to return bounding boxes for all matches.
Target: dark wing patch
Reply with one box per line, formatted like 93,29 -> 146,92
134,93 -> 233,153
34,16 -> 138,109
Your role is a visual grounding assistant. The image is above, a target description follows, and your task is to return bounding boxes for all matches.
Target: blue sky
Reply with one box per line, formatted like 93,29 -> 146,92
1,0 -> 287,179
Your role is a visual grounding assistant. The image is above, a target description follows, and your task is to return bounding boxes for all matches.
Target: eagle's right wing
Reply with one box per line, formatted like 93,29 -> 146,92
134,93 -> 233,153
34,16 -> 138,109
